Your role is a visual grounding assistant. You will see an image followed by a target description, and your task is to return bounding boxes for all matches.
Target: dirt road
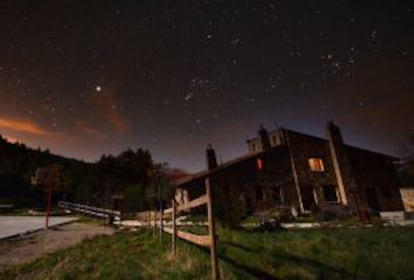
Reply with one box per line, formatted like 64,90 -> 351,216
0,222 -> 115,271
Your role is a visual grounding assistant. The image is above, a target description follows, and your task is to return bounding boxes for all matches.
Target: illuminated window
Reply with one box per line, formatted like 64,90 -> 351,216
308,158 -> 325,172
322,185 -> 338,202
257,158 -> 263,171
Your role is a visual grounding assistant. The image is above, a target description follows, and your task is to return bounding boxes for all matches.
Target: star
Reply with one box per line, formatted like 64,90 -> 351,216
0,1 -> 410,173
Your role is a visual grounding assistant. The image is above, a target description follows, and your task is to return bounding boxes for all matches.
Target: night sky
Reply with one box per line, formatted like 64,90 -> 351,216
0,1 -> 412,172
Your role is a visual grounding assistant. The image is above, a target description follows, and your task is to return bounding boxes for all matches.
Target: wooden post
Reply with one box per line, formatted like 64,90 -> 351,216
172,199 -> 177,258
205,177 -> 219,280
153,210 -> 156,237
147,210 -> 151,231
45,186 -> 52,229
159,206 -> 164,242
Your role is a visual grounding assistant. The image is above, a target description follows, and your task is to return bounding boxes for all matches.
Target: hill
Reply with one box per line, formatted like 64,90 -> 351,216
0,134 -> 171,212
0,135 -> 90,208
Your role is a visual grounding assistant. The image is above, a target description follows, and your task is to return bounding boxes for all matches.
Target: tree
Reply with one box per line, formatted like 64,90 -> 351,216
31,164 -> 71,228
400,132 -> 414,186
94,148 -> 158,211
144,163 -> 174,210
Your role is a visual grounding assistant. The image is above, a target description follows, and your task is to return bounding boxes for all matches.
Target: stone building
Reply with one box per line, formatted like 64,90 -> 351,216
400,188 -> 414,212
174,122 -> 404,215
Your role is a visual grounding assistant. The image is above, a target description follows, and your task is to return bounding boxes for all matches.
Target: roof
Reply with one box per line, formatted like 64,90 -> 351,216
248,127 -> 399,161
246,127 -> 284,143
172,151 -> 263,186
346,145 -> 399,162
174,126 -> 400,186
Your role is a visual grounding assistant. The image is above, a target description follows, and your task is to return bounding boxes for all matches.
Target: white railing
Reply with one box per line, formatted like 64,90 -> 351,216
58,201 -> 121,221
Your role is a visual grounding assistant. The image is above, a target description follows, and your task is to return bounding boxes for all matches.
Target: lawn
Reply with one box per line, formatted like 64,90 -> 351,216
2,225 -> 414,279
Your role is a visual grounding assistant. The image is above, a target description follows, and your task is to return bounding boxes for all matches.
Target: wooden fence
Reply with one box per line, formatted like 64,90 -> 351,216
58,201 -> 121,222
148,177 -> 219,280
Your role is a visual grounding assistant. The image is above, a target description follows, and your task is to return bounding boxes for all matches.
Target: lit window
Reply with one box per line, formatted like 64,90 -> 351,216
257,158 -> 263,171
323,185 -> 338,202
308,158 -> 325,172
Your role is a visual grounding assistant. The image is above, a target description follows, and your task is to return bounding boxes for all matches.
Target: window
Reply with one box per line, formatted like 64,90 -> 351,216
382,186 -> 392,198
255,187 -> 264,201
256,158 -> 263,171
272,187 -> 282,202
272,135 -> 277,146
251,143 -> 256,152
322,185 -> 338,202
308,158 -> 325,172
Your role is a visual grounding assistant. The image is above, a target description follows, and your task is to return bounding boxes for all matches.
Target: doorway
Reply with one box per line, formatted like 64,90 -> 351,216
300,185 -> 316,211
364,188 -> 380,211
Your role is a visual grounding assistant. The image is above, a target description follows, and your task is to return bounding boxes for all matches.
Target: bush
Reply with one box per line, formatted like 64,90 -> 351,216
315,206 -> 353,222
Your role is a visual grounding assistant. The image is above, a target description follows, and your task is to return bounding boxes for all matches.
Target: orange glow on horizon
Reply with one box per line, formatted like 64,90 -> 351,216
4,135 -> 19,143
0,117 -> 49,136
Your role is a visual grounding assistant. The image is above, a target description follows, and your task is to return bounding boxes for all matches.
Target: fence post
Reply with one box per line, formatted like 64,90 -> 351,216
159,207 -> 164,242
45,186 -> 53,229
153,210 -> 156,237
172,199 -> 177,258
205,177 -> 219,280
147,210 -> 151,232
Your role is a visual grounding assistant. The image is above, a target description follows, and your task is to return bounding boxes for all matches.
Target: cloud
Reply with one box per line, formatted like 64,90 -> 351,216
0,117 -> 49,136
107,111 -> 129,133
74,120 -> 108,140
92,91 -> 130,133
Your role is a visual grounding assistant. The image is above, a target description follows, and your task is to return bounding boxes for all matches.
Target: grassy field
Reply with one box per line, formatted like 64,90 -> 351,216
2,225 -> 414,279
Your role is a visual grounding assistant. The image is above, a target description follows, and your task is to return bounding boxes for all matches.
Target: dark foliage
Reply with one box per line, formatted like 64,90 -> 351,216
0,134 -> 171,212
399,132 -> 414,186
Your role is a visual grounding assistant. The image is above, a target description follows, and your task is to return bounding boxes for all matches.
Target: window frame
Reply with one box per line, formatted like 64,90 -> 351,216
251,143 -> 256,152
382,186 -> 392,199
308,158 -> 325,172
255,186 -> 264,201
272,135 -> 277,146
322,185 -> 339,203
272,186 -> 282,202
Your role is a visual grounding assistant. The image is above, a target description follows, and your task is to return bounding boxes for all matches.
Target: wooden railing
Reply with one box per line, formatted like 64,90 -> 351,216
58,201 -> 121,222
148,177 -> 219,280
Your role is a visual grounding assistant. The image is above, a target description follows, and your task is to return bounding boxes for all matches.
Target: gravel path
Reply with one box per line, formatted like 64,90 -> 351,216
0,216 -> 79,239
0,222 -> 115,271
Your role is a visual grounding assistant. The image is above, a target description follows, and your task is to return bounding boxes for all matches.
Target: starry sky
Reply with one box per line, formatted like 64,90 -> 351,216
0,1 -> 412,172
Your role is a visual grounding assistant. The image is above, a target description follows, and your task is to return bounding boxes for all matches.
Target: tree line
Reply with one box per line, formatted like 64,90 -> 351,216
0,134 -> 175,212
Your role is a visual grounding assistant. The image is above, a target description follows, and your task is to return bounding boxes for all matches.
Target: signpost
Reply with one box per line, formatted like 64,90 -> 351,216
31,165 -> 66,229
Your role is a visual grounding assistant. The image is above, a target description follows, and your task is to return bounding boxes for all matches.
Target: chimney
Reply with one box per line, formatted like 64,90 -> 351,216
206,144 -> 218,170
258,125 -> 271,151
326,122 -> 358,206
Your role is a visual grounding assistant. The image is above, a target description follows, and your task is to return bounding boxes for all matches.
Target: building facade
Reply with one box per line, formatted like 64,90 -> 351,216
174,122 -> 404,215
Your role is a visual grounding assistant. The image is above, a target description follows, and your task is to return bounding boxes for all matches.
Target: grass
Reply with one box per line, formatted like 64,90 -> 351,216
0,230 -> 215,280
218,226 -> 414,279
2,225 -> 414,279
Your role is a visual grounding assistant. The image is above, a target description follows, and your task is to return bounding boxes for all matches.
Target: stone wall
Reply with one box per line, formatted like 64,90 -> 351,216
286,129 -> 339,211
400,188 -> 414,212
179,146 -> 297,214
348,147 -> 404,211
178,126 -> 405,218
